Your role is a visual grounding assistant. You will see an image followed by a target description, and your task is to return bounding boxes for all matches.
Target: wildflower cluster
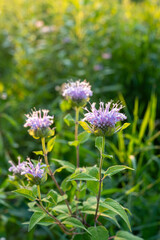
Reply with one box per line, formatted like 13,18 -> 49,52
8,79 -> 137,239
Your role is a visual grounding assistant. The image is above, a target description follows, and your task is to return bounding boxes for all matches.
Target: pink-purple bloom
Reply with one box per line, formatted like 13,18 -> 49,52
9,158 -> 46,180
24,109 -> 54,130
9,157 -> 26,175
21,158 -> 46,179
83,101 -> 127,134
62,80 -> 92,102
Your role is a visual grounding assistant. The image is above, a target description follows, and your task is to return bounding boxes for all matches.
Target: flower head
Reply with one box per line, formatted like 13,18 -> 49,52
62,80 -> 92,106
83,101 -> 127,136
9,157 -> 26,175
8,157 -> 46,185
24,109 -> 54,138
24,109 -> 53,130
21,158 -> 46,179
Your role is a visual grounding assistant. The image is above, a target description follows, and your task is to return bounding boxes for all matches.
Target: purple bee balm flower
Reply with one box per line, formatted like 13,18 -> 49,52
21,158 -> 46,179
24,109 -> 54,130
62,80 -> 92,102
83,101 -> 127,135
9,157 -> 26,175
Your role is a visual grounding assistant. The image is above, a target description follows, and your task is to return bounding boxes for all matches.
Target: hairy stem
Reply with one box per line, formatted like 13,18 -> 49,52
75,107 -> 80,168
94,136 -> 105,226
41,137 -> 72,215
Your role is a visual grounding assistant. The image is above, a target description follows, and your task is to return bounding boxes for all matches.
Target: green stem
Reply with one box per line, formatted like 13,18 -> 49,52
75,107 -> 80,168
41,137 -> 72,215
37,184 -> 43,207
94,136 -> 105,226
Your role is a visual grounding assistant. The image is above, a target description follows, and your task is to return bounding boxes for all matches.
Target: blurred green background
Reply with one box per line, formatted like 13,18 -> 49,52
0,0 -> 160,239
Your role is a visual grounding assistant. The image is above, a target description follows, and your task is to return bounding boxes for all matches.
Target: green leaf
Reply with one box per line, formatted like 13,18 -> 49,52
53,204 -> 69,214
102,154 -> 113,159
14,189 -> 36,201
38,216 -> 55,226
33,151 -> 43,156
115,231 -> 143,240
78,131 -> 90,144
68,140 -> 79,147
47,129 -> 55,137
64,114 -> 75,126
52,159 -> 75,173
68,172 -> 99,181
73,233 -> 91,240
95,136 -> 103,153
57,194 -> 68,203
32,185 -> 38,197
87,167 -> 99,194
103,165 -> 133,178
81,210 -> 119,227
28,212 -> 46,231
100,198 -> 131,231
61,177 -> 73,191
47,190 -> 58,205
115,123 -> 131,133
88,226 -> 109,240
47,136 -> 56,152
139,104 -> 150,140
79,121 -> 93,133
62,217 -> 91,235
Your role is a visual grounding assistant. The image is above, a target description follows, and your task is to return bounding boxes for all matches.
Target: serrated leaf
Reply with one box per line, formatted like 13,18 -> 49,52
64,114 -> 74,126
103,165 -> 133,178
78,131 -> 90,144
100,198 -> 131,231
47,136 -> 56,152
79,121 -> 93,133
88,226 -> 109,240
14,189 -> 36,201
62,217 -> 91,235
28,212 -> 46,231
33,151 -> 43,156
115,231 -> 143,240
